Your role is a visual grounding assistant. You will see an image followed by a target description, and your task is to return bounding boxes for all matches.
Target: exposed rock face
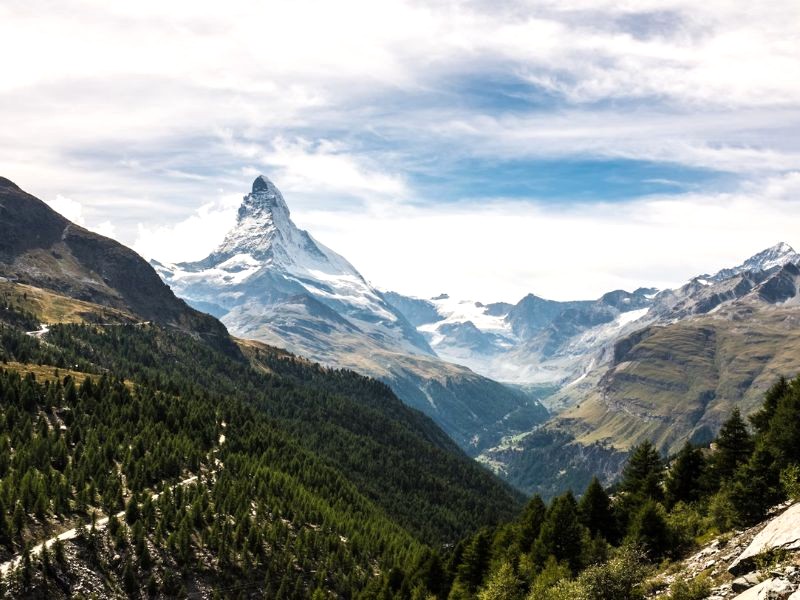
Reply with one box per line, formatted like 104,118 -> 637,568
0,177 -> 233,351
730,503 -> 800,575
731,576 -> 796,599
648,502 -> 800,599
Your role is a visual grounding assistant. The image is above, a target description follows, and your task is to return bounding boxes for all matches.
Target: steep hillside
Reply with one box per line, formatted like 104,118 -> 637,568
0,279 -> 523,596
0,178 -> 528,596
0,177 -> 231,351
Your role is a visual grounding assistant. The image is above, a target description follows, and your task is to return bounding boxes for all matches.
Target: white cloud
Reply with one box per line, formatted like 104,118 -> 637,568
293,172 -> 800,301
92,221 -> 117,239
222,135 -> 408,201
129,171 -> 800,302
133,196 -> 240,262
46,195 -> 85,225
45,196 -> 119,240
3,0 -> 800,302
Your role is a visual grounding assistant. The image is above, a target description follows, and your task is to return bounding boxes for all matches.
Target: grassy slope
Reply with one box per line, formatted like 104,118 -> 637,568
481,300 -> 800,497
563,301 -> 800,454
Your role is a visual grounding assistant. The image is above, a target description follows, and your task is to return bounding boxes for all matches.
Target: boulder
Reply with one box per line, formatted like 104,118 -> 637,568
729,503 -> 800,575
732,577 -> 795,599
733,573 -> 764,593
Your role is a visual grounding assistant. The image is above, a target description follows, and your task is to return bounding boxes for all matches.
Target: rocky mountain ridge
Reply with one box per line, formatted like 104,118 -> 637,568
477,244 -> 800,497
0,177 -> 232,351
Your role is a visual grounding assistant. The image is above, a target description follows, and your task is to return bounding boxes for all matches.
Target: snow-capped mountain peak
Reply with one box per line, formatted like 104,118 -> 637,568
740,242 -> 799,272
206,174 -> 320,266
709,242 -> 800,282
154,175 -> 433,356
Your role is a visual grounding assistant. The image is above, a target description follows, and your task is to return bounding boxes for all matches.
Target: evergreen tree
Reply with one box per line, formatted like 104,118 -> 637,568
764,382 -> 800,467
455,529 -> 492,594
122,557 -> 137,594
625,500 -> 672,560
533,492 -> 586,573
0,498 -> 11,546
516,495 -> 546,554
578,477 -> 615,542
619,441 -> 664,502
664,442 -> 706,508
712,408 -> 753,482
749,376 -> 789,434
477,562 -> 521,600
728,444 -> 783,525
125,493 -> 140,525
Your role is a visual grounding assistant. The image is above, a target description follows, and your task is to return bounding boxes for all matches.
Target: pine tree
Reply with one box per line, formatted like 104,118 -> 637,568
455,529 -> 492,593
125,493 -> 140,525
477,562 -> 521,600
664,442 -> 706,508
728,444 -> 783,525
712,408 -> 753,482
625,500 -> 672,560
578,477 -> 615,542
764,382 -> 800,466
619,440 -> 664,502
749,376 -> 789,434
12,501 -> 25,537
0,498 -> 11,546
516,495 -> 546,554
533,492 -> 586,573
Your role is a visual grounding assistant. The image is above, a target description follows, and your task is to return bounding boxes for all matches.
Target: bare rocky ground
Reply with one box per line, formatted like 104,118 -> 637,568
648,501 -> 800,599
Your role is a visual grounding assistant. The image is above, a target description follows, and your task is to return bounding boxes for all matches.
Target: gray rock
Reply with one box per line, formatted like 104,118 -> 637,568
729,503 -> 800,575
732,573 -> 764,593
732,577 -> 795,599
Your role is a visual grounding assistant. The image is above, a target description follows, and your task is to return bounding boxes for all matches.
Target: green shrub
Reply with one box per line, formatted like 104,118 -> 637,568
666,502 -> 713,549
708,488 -> 737,532
780,464 -> 800,500
666,576 -> 711,600
526,557 -> 572,600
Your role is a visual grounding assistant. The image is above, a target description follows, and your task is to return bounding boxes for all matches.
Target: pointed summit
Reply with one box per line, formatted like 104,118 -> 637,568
709,242 -> 800,282
239,174 -> 290,219
252,174 -> 272,193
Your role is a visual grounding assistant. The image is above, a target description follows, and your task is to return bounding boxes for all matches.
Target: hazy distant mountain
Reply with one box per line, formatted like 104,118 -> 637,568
155,176 -> 547,450
476,244 -> 800,497
383,286 -> 658,399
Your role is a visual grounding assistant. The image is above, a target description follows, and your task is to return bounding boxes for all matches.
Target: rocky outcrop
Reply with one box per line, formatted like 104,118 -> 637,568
0,177 -> 235,353
731,574 -> 797,599
730,503 -> 800,575
649,502 -> 800,599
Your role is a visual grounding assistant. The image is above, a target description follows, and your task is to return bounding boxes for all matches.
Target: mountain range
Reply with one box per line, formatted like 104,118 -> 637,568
11,172 -> 800,502
149,175 -> 800,498
474,244 -> 800,496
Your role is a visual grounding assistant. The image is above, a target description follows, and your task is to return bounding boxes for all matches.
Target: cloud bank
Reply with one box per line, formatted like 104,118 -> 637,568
3,0 -> 799,300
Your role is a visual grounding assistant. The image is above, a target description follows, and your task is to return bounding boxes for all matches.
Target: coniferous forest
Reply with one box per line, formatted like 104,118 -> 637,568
2,291 -> 800,598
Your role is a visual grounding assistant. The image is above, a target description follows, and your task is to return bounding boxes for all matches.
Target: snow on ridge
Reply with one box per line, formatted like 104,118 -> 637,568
429,296 -> 513,335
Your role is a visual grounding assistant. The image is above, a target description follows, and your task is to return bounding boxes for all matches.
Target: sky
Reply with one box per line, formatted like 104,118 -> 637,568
2,0 -> 800,301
